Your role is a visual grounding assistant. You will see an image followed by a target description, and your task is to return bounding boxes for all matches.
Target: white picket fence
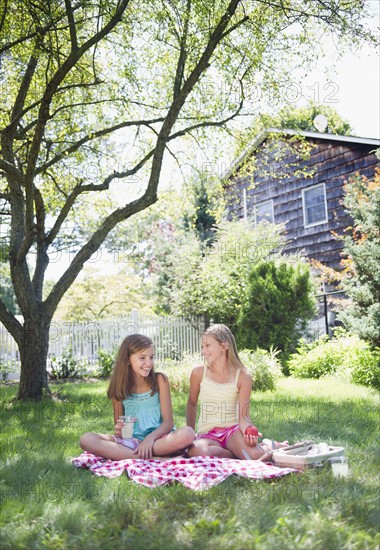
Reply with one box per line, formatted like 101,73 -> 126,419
0,310 -> 204,378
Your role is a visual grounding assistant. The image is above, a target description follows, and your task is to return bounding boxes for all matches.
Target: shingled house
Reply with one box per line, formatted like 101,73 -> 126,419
224,129 -> 380,272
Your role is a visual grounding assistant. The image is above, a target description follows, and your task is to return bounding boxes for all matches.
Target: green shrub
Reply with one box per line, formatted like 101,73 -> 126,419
0,360 -> 13,382
349,347 -> 380,390
287,336 -> 341,379
239,348 -> 283,391
158,349 -> 283,393
96,348 -> 116,378
49,347 -> 87,379
288,331 -> 380,389
236,260 -> 316,365
157,353 -> 199,393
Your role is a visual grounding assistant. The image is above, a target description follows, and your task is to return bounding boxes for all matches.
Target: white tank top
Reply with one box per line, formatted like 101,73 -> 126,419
197,366 -> 240,434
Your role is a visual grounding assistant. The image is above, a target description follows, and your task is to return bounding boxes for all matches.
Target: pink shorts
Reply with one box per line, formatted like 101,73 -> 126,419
196,424 -> 241,449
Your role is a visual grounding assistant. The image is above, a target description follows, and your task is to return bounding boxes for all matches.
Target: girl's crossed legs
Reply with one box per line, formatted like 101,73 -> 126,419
187,425 -> 237,459
187,425 -> 287,460
187,437 -> 235,458
80,426 -> 195,461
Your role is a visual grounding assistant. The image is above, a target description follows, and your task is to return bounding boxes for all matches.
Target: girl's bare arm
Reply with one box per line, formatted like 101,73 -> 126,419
238,371 -> 255,428
238,371 -> 261,445
186,366 -> 202,430
112,399 -> 124,436
154,373 -> 175,436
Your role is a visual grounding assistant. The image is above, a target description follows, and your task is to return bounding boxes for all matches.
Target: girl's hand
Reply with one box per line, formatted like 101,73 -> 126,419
114,418 -> 124,438
135,436 -> 155,460
244,431 -> 262,447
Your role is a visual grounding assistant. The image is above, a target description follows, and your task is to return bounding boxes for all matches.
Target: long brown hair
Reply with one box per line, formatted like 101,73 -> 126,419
203,324 -> 246,371
107,334 -> 158,401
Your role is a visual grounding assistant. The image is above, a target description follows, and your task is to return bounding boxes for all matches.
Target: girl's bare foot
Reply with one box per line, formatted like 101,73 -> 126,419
261,438 -> 289,452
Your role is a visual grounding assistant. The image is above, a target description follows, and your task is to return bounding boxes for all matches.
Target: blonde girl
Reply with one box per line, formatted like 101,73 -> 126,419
80,334 -> 195,460
186,324 -> 287,459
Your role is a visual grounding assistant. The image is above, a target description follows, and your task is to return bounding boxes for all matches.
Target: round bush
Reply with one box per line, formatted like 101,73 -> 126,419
288,332 -> 380,389
157,353 -> 199,393
349,347 -> 380,390
236,261 -> 316,361
288,337 -> 342,379
95,348 -> 116,378
239,348 -> 283,391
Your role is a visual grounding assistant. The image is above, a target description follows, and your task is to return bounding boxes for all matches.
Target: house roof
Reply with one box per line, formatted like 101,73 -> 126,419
223,128 -> 380,181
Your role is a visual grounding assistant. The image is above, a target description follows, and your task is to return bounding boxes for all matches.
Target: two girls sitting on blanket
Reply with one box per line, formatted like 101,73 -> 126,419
79,326 -> 288,460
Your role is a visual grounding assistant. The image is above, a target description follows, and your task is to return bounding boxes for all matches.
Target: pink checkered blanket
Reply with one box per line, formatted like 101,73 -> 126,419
71,453 -> 297,490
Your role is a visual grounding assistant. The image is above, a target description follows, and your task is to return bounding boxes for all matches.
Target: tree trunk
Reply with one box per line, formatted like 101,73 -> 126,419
17,315 -> 51,400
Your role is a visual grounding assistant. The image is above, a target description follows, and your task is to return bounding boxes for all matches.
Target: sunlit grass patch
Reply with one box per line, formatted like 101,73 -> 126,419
1,378 -> 379,549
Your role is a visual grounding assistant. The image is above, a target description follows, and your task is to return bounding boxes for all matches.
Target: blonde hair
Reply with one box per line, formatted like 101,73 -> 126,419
203,324 -> 245,371
107,334 -> 158,401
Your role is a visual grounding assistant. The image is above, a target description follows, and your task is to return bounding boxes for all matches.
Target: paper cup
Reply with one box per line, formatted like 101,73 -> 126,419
121,421 -> 134,439
119,416 -> 136,439
330,456 -> 349,477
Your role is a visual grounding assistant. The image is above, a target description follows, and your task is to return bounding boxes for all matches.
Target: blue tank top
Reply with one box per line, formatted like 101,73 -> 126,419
122,390 -> 162,440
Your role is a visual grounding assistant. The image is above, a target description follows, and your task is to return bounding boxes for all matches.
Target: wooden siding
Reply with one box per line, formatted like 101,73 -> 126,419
225,137 -> 379,269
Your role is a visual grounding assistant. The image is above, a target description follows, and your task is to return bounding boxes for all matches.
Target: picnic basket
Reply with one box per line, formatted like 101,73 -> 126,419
272,443 -> 345,471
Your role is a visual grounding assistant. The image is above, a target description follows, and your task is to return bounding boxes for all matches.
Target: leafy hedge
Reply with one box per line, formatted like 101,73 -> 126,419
288,331 -> 380,389
159,348 -> 283,394
96,348 -> 117,378
49,347 -> 89,379
239,348 -> 283,392
157,353 -> 196,393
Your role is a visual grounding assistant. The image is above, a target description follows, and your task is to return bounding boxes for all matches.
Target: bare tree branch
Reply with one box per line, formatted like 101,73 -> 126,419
13,81 -> 106,137
45,148 -> 155,246
168,101 -> 244,142
64,0 -> 79,51
8,56 -> 38,137
0,159 -> 23,182
35,116 -> 165,175
45,170 -> 69,198
220,14 -> 250,40
92,300 -> 130,317
173,0 -> 191,100
0,0 -> 8,35
0,299 -> 23,346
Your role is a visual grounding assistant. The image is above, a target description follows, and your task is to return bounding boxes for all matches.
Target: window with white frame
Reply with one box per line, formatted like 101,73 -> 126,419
254,200 -> 274,225
302,184 -> 328,228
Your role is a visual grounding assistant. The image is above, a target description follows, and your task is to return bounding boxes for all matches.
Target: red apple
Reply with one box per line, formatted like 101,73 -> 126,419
245,425 -> 259,437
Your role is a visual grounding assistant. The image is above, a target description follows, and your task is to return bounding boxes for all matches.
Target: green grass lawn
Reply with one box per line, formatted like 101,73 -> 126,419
0,378 -> 379,549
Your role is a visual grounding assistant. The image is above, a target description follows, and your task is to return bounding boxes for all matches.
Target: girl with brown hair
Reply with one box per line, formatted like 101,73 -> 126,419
80,334 -> 195,460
